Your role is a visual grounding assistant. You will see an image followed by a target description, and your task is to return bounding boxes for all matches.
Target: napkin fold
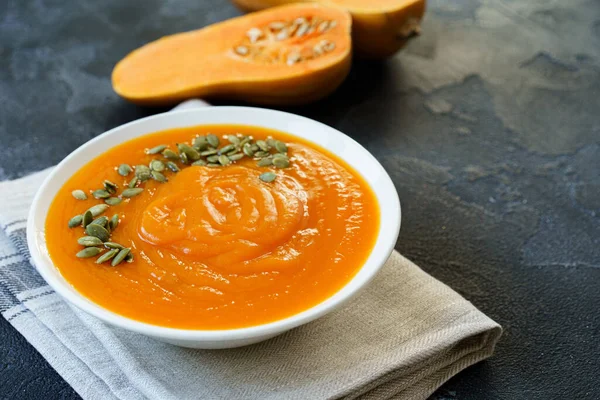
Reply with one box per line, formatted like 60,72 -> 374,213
0,102 -> 501,399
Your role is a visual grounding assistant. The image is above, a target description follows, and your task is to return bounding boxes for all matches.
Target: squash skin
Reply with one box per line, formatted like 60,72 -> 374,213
232,0 -> 426,59
112,4 -> 352,106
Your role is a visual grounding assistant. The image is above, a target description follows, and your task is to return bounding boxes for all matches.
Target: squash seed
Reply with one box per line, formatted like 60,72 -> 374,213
322,40 -> 335,52
257,157 -> 273,167
85,224 -> 110,242
193,136 -> 208,150
162,149 -> 179,161
77,236 -> 104,247
96,248 -> 118,264
275,141 -> 288,153
273,157 -> 290,168
219,144 -> 235,155
234,46 -> 249,56
105,197 -> 122,206
151,170 -> 167,183
68,215 -> 83,228
269,21 -> 286,30
259,172 -> 277,182
72,190 -> 87,200
218,154 -> 231,166
122,188 -> 144,198
177,143 -> 200,161
192,159 -> 207,166
206,155 -> 219,163
207,163 -> 221,168
135,165 -> 152,181
103,180 -> 118,194
118,164 -> 132,176
256,140 -> 269,151
92,189 -> 110,199
104,242 -> 124,250
87,204 -> 109,217
329,20 -> 337,29
76,247 -> 102,258
166,161 -> 180,172
295,22 -> 309,37
246,27 -> 263,43
111,248 -> 130,266
82,210 -> 93,227
109,214 -> 119,231
91,216 -> 108,228
147,144 -> 167,155
200,148 -> 218,156
229,153 -> 244,161
317,20 -> 329,33
243,143 -> 255,157
206,134 -> 219,148
150,159 -> 165,172
127,177 -> 138,188
228,135 -> 241,146
287,51 -> 301,65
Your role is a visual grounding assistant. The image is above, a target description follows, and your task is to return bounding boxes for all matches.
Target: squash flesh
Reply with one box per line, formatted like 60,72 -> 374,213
112,4 -> 352,105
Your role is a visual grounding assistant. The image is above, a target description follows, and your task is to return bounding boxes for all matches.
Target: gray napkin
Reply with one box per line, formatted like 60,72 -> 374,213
0,168 -> 501,400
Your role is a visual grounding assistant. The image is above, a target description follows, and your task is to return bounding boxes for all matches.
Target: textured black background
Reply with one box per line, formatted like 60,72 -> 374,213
1,0 -> 599,399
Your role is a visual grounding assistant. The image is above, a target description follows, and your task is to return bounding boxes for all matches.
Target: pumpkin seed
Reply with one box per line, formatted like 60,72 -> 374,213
229,153 -> 244,161
243,143 -> 255,157
105,197 -> 122,206
103,180 -> 118,194
104,242 -> 124,250
72,190 -> 87,200
162,149 -> 179,161
151,170 -> 167,183
239,136 -> 251,147
118,164 -> 132,176
166,161 -> 180,172
193,136 -> 208,150
111,248 -> 130,266
150,159 -> 165,172
251,143 -> 260,152
228,135 -> 241,146
135,165 -> 152,181
125,252 -> 134,263
218,154 -> 231,166
96,248 -> 119,264
259,172 -> 277,182
87,204 -> 109,217
109,214 -> 119,231
219,144 -> 236,155
273,157 -> 290,168
275,141 -> 288,153
207,163 -> 221,168
76,247 -> 102,258
82,210 -> 93,227
200,148 -> 218,156
85,223 -> 109,242
147,144 -> 167,155
206,134 -> 219,148
234,46 -> 249,56
122,188 -> 144,198
206,155 -> 219,163
68,215 -> 83,228
257,157 -> 273,167
77,236 -> 103,247
256,140 -> 269,151
177,143 -> 200,161
91,216 -> 108,227
127,177 -> 138,188
266,138 -> 277,147
192,159 -> 207,166
92,189 -> 110,199
254,151 -> 269,158
179,151 -> 189,165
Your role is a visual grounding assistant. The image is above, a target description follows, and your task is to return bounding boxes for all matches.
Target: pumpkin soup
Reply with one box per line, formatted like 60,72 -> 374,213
46,125 -> 380,329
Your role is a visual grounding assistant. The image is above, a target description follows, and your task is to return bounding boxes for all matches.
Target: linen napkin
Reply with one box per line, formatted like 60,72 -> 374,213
0,103 -> 501,400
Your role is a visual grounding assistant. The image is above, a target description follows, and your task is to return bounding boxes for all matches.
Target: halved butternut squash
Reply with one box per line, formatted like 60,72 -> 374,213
112,4 -> 352,106
232,0 -> 426,58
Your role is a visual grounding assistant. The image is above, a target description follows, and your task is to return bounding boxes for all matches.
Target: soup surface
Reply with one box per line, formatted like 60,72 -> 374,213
46,125 -> 380,329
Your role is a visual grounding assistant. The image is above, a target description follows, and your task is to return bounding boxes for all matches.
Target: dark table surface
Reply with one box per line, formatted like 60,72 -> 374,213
1,0 -> 599,399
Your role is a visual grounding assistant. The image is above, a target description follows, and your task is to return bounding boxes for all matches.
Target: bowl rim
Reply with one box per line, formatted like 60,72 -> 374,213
27,106 -> 401,341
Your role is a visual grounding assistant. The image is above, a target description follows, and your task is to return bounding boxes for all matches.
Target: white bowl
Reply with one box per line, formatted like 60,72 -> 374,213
27,106 -> 401,349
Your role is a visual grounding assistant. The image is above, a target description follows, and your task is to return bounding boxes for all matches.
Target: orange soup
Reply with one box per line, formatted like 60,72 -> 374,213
46,125 -> 380,329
